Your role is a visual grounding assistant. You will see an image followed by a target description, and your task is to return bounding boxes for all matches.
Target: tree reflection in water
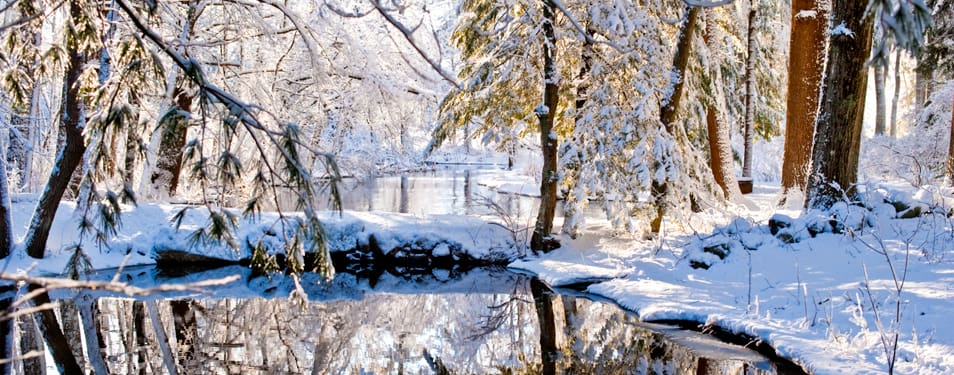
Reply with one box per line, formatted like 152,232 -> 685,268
4,268 -> 796,374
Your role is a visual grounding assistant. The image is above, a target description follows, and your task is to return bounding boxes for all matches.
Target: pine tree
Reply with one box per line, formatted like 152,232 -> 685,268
806,0 -> 874,208
781,0 -> 828,195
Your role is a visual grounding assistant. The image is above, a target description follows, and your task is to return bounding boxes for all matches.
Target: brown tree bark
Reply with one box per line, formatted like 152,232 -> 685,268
806,0 -> 874,208
781,0 -> 828,193
530,0 -> 560,252
742,2 -> 757,179
704,9 -> 742,201
660,6 -> 701,128
707,107 -> 742,200
652,6 -> 700,234
24,0 -> 89,259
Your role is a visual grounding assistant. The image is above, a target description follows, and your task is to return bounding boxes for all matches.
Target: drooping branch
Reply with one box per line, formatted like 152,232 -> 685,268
370,0 -> 461,89
550,0 -> 625,52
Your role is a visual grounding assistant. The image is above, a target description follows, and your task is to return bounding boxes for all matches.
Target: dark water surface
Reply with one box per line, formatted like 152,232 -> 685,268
6,267 -> 803,374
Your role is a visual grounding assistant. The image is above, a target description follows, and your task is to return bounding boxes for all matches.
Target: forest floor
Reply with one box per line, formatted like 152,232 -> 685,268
5,170 -> 954,374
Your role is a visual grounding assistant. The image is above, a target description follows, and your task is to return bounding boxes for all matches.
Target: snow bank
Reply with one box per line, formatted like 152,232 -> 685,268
2,200 -> 518,276
521,183 -> 954,375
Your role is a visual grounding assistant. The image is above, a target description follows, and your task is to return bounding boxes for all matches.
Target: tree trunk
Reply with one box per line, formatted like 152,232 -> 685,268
78,295 -> 110,374
60,302 -> 88,372
143,1 -> 202,200
0,152 -> 12,259
18,313 -> 45,375
132,301 -> 149,375
652,6 -> 700,234
171,300 -> 198,371
947,93 -> 954,183
889,49 -> 902,137
806,0 -> 874,208
742,2 -> 757,179
660,6 -> 701,128
147,87 -> 194,199
24,0 -> 89,259
915,61 -> 931,109
704,9 -> 742,201
530,0 -> 560,252
123,97 -> 142,188
145,301 -> 179,375
874,61 -> 887,135
707,107 -> 742,200
530,278 -> 561,375
0,297 -> 10,374
28,285 -> 82,374
781,0 -> 828,193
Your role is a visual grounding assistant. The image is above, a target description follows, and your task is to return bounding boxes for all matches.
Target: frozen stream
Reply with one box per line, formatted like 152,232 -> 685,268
9,267 -> 805,374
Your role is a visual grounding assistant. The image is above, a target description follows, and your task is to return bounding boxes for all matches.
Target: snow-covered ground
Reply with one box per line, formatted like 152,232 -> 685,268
5,169 -> 954,374
2,198 -> 518,275
515,182 -> 954,375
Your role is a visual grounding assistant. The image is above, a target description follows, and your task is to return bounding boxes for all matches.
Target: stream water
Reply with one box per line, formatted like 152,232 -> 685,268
3,167 -> 808,374
6,267 -> 803,374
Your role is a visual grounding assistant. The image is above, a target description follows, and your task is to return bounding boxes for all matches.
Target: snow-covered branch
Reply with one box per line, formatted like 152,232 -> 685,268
550,0 -> 626,52
0,272 -> 240,296
370,0 -> 461,89
682,0 -> 735,6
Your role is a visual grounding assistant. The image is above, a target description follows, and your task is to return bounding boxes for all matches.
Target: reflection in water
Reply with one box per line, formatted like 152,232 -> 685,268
3,268 -> 799,374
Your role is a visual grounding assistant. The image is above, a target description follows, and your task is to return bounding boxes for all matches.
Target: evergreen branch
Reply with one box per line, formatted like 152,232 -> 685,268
550,0 -> 626,52
0,0 -> 67,34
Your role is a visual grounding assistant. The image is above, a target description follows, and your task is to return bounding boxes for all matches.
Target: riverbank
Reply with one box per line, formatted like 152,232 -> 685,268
5,178 -> 954,374
513,183 -> 954,375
